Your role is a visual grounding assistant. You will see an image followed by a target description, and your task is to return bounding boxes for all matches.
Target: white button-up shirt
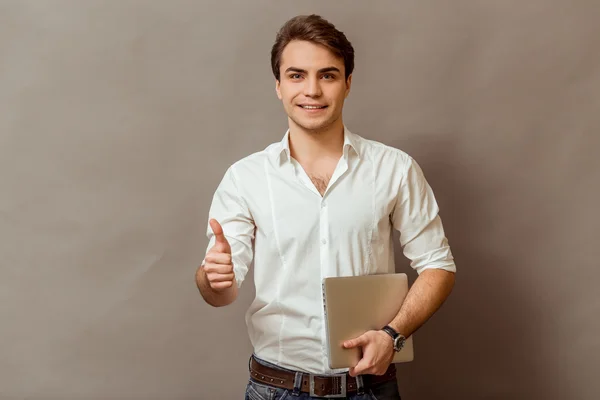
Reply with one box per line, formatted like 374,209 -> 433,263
203,126 -> 456,374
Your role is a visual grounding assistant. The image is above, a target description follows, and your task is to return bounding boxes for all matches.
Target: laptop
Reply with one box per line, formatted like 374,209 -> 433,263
322,273 -> 415,369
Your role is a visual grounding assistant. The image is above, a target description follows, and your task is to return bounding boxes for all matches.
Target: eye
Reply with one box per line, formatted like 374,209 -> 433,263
322,74 -> 335,80
289,73 -> 302,79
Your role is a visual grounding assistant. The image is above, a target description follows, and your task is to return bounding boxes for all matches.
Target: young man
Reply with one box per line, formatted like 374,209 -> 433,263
196,14 -> 456,399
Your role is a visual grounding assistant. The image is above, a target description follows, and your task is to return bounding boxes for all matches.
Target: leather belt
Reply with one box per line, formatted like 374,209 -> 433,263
249,356 -> 396,398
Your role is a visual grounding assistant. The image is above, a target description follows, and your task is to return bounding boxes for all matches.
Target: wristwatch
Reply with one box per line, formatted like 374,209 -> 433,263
381,325 -> 406,352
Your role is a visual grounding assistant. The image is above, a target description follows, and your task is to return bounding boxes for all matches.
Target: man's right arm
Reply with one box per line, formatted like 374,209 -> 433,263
196,166 -> 255,306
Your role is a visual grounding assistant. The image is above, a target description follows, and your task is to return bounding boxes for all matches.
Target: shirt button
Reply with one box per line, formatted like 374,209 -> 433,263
321,239 -> 327,245
321,201 -> 326,207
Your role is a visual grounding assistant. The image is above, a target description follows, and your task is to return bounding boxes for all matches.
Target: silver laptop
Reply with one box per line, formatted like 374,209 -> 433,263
322,273 -> 415,369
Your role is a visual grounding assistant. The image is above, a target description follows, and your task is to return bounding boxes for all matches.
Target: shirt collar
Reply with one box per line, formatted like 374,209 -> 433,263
271,125 -> 361,164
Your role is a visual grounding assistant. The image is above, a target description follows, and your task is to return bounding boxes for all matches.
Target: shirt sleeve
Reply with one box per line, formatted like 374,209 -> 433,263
390,156 -> 456,275
202,165 -> 255,288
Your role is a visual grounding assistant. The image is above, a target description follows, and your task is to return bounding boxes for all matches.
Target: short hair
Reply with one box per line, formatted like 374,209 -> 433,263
270,14 -> 355,81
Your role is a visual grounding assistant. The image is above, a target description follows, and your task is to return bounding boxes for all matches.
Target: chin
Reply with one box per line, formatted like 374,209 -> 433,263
291,115 -> 331,132
298,121 -> 331,133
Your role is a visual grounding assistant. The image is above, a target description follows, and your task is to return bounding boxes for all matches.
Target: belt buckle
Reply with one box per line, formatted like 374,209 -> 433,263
309,373 -> 347,398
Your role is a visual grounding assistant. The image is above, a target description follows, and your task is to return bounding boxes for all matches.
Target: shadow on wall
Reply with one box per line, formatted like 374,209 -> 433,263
389,134 -> 561,400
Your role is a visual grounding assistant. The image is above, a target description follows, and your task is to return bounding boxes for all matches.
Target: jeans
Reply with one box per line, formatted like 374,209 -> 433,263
245,355 -> 401,400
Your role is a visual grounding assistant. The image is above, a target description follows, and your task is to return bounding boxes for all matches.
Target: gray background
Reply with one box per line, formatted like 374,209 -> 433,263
1,1 -> 599,399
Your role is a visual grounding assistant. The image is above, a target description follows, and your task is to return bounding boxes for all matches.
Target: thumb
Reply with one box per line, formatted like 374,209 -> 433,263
209,219 -> 231,253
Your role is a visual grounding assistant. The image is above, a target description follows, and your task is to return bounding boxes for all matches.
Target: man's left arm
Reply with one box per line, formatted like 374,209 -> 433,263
345,156 -> 456,377
388,267 -> 455,339
345,269 -> 455,376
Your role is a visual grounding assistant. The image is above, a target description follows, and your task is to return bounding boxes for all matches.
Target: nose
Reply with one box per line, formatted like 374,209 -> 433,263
303,76 -> 322,98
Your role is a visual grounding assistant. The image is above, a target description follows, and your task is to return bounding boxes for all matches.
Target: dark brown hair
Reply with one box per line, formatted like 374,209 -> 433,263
270,14 -> 355,81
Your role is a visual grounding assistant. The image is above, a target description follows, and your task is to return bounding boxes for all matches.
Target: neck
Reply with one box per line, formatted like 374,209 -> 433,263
287,118 -> 345,163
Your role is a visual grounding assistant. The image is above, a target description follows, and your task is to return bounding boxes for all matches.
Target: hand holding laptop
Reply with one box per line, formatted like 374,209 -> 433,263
343,329 -> 396,377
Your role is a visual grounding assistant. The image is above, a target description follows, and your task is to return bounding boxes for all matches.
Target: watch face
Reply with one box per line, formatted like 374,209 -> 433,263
394,336 -> 405,351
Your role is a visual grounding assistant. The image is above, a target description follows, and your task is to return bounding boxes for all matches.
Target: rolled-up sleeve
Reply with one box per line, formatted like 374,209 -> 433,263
203,165 -> 255,288
391,156 -> 456,275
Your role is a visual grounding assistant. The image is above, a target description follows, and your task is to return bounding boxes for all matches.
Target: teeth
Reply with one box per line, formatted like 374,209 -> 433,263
302,105 -> 325,109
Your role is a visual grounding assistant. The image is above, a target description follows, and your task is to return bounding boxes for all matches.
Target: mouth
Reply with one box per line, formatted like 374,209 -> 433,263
297,104 -> 328,111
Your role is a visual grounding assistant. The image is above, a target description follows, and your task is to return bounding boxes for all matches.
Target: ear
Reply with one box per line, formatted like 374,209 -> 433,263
344,74 -> 352,98
275,79 -> 282,100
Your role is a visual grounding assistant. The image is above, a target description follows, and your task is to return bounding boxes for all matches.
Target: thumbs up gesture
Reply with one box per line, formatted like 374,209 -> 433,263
203,219 -> 235,291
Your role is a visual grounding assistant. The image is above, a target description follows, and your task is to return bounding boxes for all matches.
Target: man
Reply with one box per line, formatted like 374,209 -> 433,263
196,14 -> 456,399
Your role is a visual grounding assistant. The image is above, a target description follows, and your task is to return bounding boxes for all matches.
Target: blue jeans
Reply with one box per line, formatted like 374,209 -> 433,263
245,355 -> 401,400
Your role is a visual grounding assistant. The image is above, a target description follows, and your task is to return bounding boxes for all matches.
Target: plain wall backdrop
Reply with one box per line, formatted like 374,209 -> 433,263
1,1 -> 599,399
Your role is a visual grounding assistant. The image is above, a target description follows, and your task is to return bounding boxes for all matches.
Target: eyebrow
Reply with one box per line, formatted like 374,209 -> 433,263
284,66 -> 341,74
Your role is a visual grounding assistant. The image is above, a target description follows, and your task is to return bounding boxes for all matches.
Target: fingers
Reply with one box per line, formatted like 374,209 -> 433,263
204,252 -> 232,266
209,279 -> 234,291
349,357 -> 372,377
202,261 -> 233,275
209,219 -> 231,253
203,263 -> 235,291
345,334 -> 369,377
345,331 -> 392,377
343,334 -> 367,349
205,271 -> 235,283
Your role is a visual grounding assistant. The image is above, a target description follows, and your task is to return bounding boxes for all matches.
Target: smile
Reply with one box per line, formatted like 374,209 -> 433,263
298,105 -> 328,109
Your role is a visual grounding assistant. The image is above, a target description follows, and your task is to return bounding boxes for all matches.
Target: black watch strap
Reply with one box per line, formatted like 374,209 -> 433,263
381,325 -> 398,339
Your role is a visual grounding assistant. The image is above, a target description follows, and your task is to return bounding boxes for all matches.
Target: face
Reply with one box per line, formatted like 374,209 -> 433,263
276,40 -> 352,133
